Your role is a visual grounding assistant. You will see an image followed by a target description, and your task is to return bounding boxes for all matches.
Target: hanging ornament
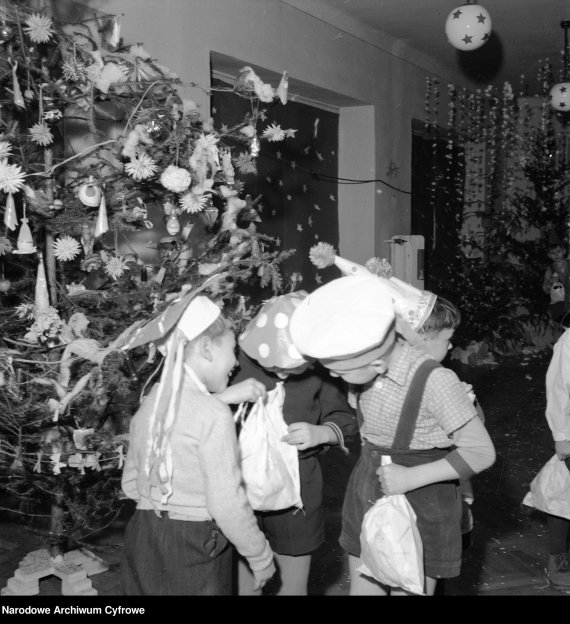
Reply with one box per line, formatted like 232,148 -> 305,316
0,20 -> 14,44
445,2 -> 492,51
109,16 -> 121,47
13,217 -> 37,254
550,20 -> 570,112
181,221 -> 195,241
0,276 -> 10,292
250,135 -> 260,158
202,206 -> 219,228
276,71 -> 289,105
94,192 -> 109,237
166,213 -> 181,235
3,192 -> 17,230
35,253 -> 50,311
80,223 -> 95,255
78,175 -> 102,207
11,61 -> 25,109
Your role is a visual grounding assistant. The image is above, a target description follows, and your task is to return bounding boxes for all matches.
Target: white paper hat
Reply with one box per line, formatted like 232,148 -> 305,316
177,295 -> 221,342
290,274 -> 396,363
240,291 -> 311,370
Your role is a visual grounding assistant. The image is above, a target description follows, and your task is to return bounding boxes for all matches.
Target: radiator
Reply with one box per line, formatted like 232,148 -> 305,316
389,235 -> 425,289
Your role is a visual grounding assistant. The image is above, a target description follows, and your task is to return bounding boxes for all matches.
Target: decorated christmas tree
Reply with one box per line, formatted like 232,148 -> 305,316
0,0 -> 294,559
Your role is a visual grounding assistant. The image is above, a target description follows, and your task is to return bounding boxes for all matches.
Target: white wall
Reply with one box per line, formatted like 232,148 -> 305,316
89,0 -> 455,263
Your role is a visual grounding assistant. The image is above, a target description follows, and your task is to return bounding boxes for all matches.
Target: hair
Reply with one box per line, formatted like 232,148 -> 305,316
418,296 -> 461,335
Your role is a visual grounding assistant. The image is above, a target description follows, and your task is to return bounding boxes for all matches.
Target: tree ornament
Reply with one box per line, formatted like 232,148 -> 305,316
0,21 -> 14,44
94,193 -> 109,237
78,176 -> 102,207
445,3 -> 492,51
3,192 -> 17,231
0,277 -> 10,292
35,253 -> 50,310
11,61 -> 25,109
276,71 -> 289,105
166,213 -> 181,235
80,223 -> 95,256
13,217 -> 37,254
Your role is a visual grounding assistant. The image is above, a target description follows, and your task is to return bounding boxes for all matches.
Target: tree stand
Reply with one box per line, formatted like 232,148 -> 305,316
1,494 -> 109,595
1,547 -> 109,595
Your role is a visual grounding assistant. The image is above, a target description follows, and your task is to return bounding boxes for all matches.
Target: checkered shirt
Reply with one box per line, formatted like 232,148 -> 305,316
358,342 -> 478,450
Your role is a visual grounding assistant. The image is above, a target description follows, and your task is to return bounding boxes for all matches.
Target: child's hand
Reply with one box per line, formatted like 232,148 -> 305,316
216,378 -> 267,405
252,560 -> 276,591
281,422 -> 332,450
376,462 -> 415,495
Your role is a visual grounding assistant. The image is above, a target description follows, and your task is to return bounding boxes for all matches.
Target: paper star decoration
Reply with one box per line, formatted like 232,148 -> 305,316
386,160 -> 399,178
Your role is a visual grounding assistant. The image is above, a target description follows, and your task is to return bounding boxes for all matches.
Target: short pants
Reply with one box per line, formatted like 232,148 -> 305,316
339,440 -> 462,579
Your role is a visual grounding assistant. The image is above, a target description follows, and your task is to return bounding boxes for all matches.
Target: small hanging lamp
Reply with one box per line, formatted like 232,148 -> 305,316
550,20 -> 570,112
445,1 -> 492,51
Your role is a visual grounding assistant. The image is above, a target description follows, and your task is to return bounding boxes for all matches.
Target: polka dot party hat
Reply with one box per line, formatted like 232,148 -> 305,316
239,291 -> 313,370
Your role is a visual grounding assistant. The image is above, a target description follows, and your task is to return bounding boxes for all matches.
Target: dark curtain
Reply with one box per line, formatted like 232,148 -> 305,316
211,79 -> 340,302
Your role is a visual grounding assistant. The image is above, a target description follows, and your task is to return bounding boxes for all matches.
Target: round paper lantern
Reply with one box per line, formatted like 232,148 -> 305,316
445,3 -> 492,51
550,82 -> 570,112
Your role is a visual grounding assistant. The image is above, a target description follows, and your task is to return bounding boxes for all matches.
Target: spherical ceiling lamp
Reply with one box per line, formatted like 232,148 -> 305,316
445,2 -> 492,51
550,20 -> 570,112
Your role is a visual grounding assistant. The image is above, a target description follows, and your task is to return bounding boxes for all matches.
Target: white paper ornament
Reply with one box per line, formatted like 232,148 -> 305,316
13,217 -> 37,254
3,192 -> 17,230
166,214 -> 181,235
94,193 -> 109,237
445,3 -> 491,51
78,176 -> 102,207
11,61 -> 25,109
276,71 -> 289,105
35,253 -> 50,310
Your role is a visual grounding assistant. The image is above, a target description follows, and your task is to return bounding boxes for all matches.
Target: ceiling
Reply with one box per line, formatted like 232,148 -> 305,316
282,0 -> 570,94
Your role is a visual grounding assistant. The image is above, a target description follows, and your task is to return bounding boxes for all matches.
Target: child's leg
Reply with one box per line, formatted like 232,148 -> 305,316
236,557 -> 262,596
548,513 -> 570,553
274,553 -> 311,595
348,554 -> 388,595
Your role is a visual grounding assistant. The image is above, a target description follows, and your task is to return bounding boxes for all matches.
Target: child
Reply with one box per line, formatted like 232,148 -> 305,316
413,295 -> 486,544
120,293 -> 276,595
542,229 -> 570,329
232,291 -> 358,595
543,323 -> 570,592
290,273 -> 496,596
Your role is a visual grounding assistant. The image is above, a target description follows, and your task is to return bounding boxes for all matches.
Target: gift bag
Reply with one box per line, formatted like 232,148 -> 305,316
357,456 -> 424,595
234,382 -> 302,512
523,454 -> 570,520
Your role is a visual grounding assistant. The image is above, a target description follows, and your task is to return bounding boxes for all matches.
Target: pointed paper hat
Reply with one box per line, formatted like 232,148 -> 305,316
309,242 -> 436,332
239,291 -> 311,370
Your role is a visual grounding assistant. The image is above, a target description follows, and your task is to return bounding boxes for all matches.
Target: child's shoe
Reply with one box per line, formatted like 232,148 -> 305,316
547,553 -> 570,593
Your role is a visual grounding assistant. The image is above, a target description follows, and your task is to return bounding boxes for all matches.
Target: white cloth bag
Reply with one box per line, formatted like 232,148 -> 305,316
357,455 -> 425,595
523,453 -> 570,520
235,382 -> 302,512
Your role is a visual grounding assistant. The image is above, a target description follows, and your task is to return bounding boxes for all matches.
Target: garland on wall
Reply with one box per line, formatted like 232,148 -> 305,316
424,65 -> 570,353
0,0 -> 296,554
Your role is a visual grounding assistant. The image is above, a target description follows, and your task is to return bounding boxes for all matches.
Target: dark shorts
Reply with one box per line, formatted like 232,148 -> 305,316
256,456 -> 324,556
120,509 -> 231,595
339,441 -> 462,579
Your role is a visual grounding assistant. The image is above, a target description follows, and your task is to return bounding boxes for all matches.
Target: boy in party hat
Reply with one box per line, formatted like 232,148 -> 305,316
120,287 -> 275,595
290,273 -> 495,596
233,291 -> 357,595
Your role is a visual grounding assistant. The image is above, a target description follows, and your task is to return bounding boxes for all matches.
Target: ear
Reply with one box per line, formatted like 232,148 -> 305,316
197,335 -> 214,362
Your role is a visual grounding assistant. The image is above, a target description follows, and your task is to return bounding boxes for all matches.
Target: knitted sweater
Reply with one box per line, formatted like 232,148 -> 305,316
121,373 -> 273,573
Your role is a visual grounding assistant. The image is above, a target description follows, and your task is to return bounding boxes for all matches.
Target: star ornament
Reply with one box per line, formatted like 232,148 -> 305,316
445,4 -> 492,51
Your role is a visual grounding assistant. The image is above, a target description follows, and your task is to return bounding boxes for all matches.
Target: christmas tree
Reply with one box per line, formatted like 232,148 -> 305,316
0,0 -> 294,558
